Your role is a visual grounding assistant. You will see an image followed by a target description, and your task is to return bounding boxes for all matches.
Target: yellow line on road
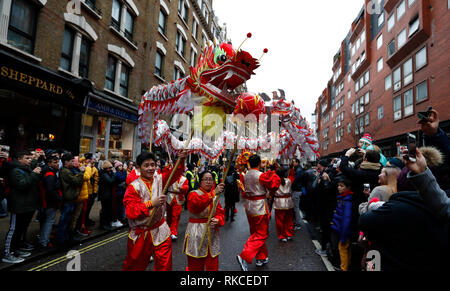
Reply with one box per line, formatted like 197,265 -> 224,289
28,231 -> 128,271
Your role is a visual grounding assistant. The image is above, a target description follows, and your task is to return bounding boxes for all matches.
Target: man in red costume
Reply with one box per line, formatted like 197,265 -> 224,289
166,175 -> 189,240
237,154 -> 281,271
122,151 -> 187,271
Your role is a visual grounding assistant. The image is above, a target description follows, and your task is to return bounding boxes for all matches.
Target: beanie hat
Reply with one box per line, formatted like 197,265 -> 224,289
359,133 -> 373,146
387,157 -> 404,169
114,160 -> 123,168
103,160 -> 113,170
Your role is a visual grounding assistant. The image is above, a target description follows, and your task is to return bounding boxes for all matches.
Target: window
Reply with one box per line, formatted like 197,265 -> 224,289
403,58 -> 413,86
155,51 -> 164,77
398,29 -> 407,48
409,16 -> 419,37
105,56 -> 116,91
388,13 -> 395,32
385,74 -> 392,90
415,46 -> 427,70
60,28 -> 74,72
394,95 -> 402,120
356,37 -> 361,50
348,90 -> 351,99
409,0 -> 416,7
175,31 -> 186,57
359,77 -> 364,89
404,89 -> 414,116
192,19 -> 198,40
124,9 -> 134,41
361,30 -> 366,43
351,45 -> 356,57
416,80 -> 428,102
178,0 -> 188,23
158,10 -> 167,35
377,57 -> 384,72
190,48 -> 197,67
364,70 -> 370,84
60,27 -> 91,78
378,12 -> 384,27
393,67 -> 402,91
388,39 -> 396,57
377,34 -> 383,50
111,0 -> 122,30
365,113 -> 370,126
7,0 -> 38,54
355,81 -> 360,92
364,92 -> 370,104
397,0 -> 406,21
119,65 -> 130,97
378,105 -> 384,119
174,66 -> 184,80
79,38 -> 91,78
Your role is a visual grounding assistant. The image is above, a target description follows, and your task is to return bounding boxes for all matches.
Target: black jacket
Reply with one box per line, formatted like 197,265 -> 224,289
359,191 -> 449,271
224,172 -> 240,205
291,165 -> 304,192
7,160 -> 40,214
42,168 -> 62,209
98,170 -> 115,201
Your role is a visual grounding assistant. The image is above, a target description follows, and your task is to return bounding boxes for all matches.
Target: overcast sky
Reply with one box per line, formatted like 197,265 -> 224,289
213,0 -> 365,124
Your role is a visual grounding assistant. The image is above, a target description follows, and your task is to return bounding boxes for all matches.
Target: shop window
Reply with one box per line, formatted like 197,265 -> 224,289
7,0 -> 38,54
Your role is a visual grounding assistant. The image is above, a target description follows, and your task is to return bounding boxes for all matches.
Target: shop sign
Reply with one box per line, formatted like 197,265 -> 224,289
110,121 -> 123,136
87,99 -> 138,123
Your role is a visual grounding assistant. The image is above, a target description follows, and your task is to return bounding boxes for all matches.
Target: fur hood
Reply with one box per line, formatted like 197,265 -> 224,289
419,146 -> 444,168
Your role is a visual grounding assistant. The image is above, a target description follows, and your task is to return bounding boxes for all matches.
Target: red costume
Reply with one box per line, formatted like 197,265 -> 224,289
126,168 -> 140,185
273,179 -> 294,240
122,164 -> 184,271
183,187 -> 225,271
166,176 -> 189,238
239,168 -> 281,264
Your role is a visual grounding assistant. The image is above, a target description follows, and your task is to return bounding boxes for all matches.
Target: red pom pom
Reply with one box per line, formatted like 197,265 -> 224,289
263,48 -> 269,53
247,33 -> 252,38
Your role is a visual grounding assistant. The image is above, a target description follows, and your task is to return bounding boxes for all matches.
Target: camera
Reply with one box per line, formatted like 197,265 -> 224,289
406,133 -> 417,163
363,183 -> 370,191
39,161 -> 46,168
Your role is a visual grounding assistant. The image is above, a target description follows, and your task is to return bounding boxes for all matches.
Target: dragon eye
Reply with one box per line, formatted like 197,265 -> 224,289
219,55 -> 227,62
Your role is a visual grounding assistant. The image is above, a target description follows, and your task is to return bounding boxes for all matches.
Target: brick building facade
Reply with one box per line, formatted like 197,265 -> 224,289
315,0 -> 450,159
0,0 -> 226,160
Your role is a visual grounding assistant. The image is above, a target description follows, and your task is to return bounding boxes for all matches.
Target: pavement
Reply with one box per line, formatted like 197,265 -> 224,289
0,199 -> 126,271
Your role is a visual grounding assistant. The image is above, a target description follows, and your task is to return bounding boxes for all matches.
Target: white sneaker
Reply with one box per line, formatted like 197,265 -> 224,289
111,221 -> 118,228
237,255 -> 248,271
114,220 -> 123,227
2,254 -> 25,264
255,257 -> 269,267
15,250 -> 31,258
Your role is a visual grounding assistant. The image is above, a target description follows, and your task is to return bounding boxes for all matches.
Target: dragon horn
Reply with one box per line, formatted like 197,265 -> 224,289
258,48 -> 269,62
235,32 -> 252,54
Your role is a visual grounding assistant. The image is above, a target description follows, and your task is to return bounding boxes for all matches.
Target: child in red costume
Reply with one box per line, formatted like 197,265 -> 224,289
183,171 -> 225,271
122,151 -> 187,271
166,176 -> 189,239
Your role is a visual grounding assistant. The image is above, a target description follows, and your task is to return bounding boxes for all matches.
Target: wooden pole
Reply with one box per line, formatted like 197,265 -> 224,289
146,129 -> 193,226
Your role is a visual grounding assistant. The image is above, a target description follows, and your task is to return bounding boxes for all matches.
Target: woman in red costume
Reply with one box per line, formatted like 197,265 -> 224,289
273,167 -> 295,242
122,151 -> 187,271
183,171 -> 225,271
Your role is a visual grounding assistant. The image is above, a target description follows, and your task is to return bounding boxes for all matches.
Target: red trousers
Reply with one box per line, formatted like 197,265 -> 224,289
166,203 -> 182,236
275,209 -> 294,240
122,232 -> 172,271
186,252 -> 219,271
240,214 -> 269,264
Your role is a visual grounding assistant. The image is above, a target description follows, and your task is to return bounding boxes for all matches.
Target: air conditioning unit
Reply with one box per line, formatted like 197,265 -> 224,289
394,111 -> 402,120
394,82 -> 401,91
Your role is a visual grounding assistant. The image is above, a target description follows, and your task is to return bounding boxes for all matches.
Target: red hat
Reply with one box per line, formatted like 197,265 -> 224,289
359,133 -> 373,145
35,148 -> 43,152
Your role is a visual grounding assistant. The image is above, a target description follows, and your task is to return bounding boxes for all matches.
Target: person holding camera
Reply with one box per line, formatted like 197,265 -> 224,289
2,151 -> 42,264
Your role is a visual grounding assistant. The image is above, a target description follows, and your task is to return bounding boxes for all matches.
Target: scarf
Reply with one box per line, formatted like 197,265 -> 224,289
360,161 -> 381,171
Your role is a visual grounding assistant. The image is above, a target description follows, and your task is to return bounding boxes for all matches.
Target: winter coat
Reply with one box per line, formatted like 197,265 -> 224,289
60,167 -> 84,203
359,191 -> 449,271
115,170 -> 127,196
78,165 -> 93,201
331,190 -> 353,242
98,170 -> 115,201
291,165 -> 304,192
7,160 -> 40,213
424,127 -> 450,167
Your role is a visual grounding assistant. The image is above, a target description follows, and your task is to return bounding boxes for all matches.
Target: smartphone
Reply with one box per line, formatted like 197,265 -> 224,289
406,133 -> 417,163
363,183 -> 370,191
417,107 -> 432,123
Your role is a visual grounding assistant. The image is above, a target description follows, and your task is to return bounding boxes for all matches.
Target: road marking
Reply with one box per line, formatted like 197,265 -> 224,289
28,231 -> 128,271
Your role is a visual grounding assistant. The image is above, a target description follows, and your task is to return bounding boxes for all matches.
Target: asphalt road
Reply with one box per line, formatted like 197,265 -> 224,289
13,198 -> 327,271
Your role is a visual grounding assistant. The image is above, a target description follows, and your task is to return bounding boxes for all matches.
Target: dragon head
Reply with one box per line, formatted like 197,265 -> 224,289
188,42 -> 260,109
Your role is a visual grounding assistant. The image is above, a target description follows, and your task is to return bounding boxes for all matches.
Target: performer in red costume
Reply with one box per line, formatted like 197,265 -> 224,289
237,154 -> 281,271
273,167 -> 295,242
166,175 -> 189,240
183,171 -> 225,271
122,151 -> 187,271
